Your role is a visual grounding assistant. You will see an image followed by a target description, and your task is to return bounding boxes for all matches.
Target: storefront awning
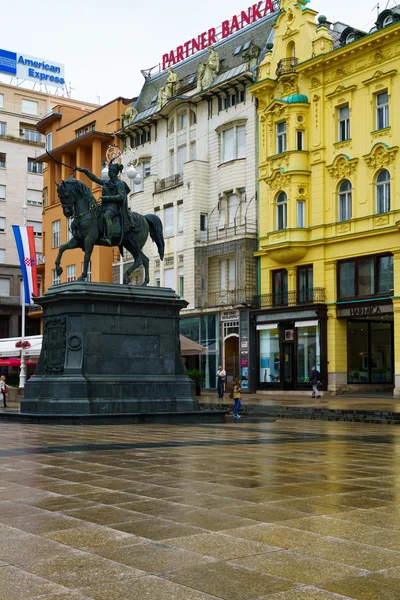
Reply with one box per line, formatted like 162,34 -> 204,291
295,320 -> 319,327
180,335 -> 206,355
256,323 -> 278,330
0,335 -> 42,357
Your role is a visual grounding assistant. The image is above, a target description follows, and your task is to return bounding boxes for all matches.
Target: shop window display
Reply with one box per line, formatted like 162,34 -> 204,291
347,320 -> 392,383
259,328 -> 280,383
297,324 -> 320,383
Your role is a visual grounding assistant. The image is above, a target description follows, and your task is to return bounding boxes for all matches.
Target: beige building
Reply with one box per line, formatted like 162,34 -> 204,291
0,82 -> 95,338
116,10 -> 278,388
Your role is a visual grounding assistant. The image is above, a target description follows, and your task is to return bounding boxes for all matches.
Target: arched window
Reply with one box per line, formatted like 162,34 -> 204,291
376,169 -> 390,214
276,191 -> 288,230
190,110 -> 197,126
338,180 -> 352,221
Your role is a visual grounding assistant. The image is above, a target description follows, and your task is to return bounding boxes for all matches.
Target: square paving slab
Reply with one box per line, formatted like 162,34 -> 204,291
0,418 -> 400,598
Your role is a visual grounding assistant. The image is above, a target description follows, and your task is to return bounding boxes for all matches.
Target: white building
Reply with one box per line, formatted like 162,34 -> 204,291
116,9 -> 277,388
0,82 -> 95,338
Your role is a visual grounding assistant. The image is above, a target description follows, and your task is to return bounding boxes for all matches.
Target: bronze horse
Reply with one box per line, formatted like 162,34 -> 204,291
55,177 -> 164,285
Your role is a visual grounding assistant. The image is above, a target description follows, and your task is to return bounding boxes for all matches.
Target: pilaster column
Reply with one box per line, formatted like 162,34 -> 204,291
75,147 -> 85,181
325,260 -> 347,393
287,267 -> 296,306
61,153 -> 71,181
392,250 -> 400,397
91,139 -> 102,190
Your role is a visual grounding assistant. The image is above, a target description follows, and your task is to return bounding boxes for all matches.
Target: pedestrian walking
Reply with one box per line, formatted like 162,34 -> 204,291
216,365 -> 226,399
231,379 -> 242,418
0,375 -> 8,408
309,366 -> 321,399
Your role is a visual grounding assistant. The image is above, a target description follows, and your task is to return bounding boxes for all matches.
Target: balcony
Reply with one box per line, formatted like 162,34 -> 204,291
196,288 -> 257,309
258,288 -> 325,309
276,57 -> 298,77
154,174 -> 183,194
195,220 -> 257,243
28,304 -> 42,318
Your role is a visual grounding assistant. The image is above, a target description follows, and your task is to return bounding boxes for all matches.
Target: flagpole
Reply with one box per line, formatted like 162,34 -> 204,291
19,192 -> 27,389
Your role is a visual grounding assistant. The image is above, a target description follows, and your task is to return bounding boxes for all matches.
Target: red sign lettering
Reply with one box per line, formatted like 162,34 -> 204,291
161,0 -> 276,70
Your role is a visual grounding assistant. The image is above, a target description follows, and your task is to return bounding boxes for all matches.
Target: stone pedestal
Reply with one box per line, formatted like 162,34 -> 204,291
22,282 -> 197,414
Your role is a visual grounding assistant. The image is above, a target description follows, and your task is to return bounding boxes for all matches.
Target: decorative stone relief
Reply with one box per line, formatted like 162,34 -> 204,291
276,74 -> 299,99
326,155 -> 359,179
374,215 -> 390,227
196,46 -> 220,91
44,317 -> 66,373
270,232 -> 287,242
266,170 -> 291,191
311,77 -> 321,89
336,222 -> 351,234
363,143 -> 398,169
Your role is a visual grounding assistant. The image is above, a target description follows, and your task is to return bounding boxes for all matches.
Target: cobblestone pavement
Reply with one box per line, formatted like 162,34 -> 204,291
1,418 -> 400,599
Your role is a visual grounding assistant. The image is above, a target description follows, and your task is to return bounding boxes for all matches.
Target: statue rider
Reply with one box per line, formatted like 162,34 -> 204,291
74,159 -> 138,246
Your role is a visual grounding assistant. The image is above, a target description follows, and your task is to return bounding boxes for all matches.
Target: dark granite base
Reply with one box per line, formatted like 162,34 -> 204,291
22,283 -> 197,415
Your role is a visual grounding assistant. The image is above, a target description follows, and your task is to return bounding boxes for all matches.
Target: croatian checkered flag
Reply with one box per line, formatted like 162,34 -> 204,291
12,226 -> 38,305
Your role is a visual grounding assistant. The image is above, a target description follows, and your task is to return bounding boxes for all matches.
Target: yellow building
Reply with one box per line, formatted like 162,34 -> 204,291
35,97 -> 133,296
249,0 -> 400,395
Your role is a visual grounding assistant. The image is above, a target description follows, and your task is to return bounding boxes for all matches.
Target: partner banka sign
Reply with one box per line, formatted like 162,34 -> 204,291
0,49 -> 65,88
161,0 -> 277,70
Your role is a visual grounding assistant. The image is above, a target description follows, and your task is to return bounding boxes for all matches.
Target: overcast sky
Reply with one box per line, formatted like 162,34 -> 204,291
0,0 -> 394,105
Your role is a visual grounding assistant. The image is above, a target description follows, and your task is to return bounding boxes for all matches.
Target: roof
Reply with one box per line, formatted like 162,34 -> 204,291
132,11 -> 278,120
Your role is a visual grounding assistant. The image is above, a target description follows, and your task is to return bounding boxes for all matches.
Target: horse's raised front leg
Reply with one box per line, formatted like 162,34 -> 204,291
55,238 -> 79,277
77,235 -> 95,281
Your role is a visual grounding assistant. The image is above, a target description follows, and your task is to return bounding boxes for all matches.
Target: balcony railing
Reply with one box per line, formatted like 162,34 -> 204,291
154,173 -> 183,194
257,287 -> 325,309
195,220 -> 257,243
196,288 -> 257,309
276,57 -> 298,77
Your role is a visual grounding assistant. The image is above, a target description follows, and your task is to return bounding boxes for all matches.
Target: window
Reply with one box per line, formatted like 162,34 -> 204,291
338,105 -> 350,141
383,14 -> 394,27
168,119 -> 174,134
276,121 -> 287,153
272,270 -> 288,306
0,94 -> 3,108
259,327 -> 280,383
179,266 -> 184,297
0,217 -> 5,232
190,110 -> 196,126
276,191 -> 288,230
0,153 -> 5,169
338,180 -> 352,221
27,220 -> 42,237
21,99 -> 38,115
0,122 -> 6,136
218,198 -> 226,229
376,169 -> 390,213
0,185 -> 5,202
221,125 -> 245,162
297,323 -> 320,383
52,220 -> 61,248
200,213 -> 208,241
81,261 -> 92,281
297,265 -> 313,304
67,216 -> 73,241
52,269 -> 61,286
347,321 -> 393,384
27,158 -> 43,174
0,249 -> 4,263
220,260 -> 227,292
67,265 -> 76,282
164,268 -> 175,290
45,133 -> 52,151
178,112 -> 187,129
177,145 -> 186,174
228,193 -> 238,228
155,270 -> 160,287
296,130 -> 304,150
43,187 -> 48,207
338,254 -> 393,299
27,189 -> 42,206
133,160 -> 151,194
164,205 -> 174,237
0,279 -> 10,297
178,203 -> 184,233
297,201 -> 305,227
228,259 -> 235,290
376,91 -> 389,129
24,128 -> 41,143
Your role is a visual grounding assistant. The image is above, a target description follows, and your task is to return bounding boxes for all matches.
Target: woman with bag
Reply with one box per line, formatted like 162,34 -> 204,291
231,379 -> 242,419
0,375 -> 8,408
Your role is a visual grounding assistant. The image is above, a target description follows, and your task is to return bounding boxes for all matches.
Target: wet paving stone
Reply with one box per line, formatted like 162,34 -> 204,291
1,418 -> 400,598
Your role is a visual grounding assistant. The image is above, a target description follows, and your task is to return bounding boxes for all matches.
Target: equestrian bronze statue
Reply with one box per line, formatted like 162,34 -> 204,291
54,159 -> 164,285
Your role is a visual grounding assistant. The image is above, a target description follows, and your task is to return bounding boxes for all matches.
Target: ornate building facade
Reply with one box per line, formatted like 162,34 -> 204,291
115,9 -> 278,388
250,0 -> 400,395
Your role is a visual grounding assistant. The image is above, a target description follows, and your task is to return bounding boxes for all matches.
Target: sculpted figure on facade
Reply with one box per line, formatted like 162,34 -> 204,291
122,105 -> 137,126
197,46 -> 220,91
157,68 -> 180,110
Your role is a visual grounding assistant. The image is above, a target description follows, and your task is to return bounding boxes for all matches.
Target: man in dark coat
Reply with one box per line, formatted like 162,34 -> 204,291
309,365 -> 321,398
